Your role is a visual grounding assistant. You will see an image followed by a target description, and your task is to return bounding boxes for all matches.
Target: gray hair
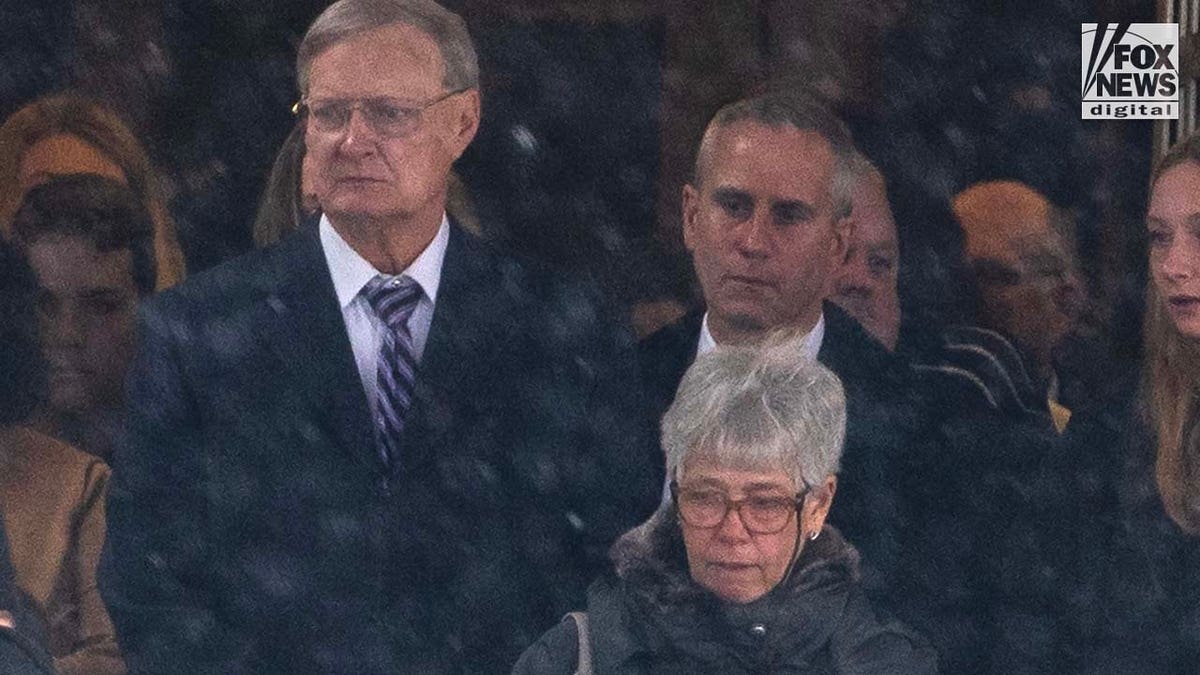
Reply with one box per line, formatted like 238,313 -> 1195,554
693,91 -> 857,220
296,0 -> 479,96
846,150 -> 895,220
847,149 -> 882,188
661,336 -> 846,491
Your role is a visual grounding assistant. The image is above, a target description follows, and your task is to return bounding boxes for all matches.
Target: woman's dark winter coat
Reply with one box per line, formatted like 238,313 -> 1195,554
1048,389 -> 1200,673
513,512 -> 937,674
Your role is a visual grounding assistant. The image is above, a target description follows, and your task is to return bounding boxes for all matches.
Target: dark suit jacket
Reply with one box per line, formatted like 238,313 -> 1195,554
100,223 -> 659,674
638,301 -> 921,601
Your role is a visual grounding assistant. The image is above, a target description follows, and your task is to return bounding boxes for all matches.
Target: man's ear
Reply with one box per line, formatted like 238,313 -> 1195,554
833,212 -> 852,264
681,183 -> 699,253
446,89 -> 481,159
837,214 -> 856,265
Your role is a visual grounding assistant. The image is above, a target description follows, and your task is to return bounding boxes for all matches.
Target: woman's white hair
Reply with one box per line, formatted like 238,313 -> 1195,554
661,332 -> 846,490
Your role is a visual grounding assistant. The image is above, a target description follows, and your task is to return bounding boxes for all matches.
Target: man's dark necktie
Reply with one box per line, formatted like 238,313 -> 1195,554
362,274 -> 422,471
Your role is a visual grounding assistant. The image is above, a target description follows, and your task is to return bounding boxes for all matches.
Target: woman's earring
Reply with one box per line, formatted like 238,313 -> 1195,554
809,530 -> 820,541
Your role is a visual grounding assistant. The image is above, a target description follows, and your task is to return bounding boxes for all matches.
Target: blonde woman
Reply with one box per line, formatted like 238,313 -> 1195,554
1054,132 -> 1200,672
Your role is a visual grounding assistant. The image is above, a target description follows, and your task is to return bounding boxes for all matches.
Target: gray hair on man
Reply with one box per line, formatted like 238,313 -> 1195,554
661,336 -> 846,491
693,91 -> 858,220
847,149 -> 883,188
296,0 -> 479,96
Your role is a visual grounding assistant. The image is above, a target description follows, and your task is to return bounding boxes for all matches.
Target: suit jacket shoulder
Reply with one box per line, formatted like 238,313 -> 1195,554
819,301 -> 910,395
142,224 -> 323,326
428,226 -> 627,354
637,309 -> 702,424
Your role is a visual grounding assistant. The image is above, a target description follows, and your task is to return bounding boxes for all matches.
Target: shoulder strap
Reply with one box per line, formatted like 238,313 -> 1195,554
566,611 -> 593,675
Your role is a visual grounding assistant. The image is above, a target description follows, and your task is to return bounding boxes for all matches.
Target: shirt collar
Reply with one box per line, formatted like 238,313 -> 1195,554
697,314 -> 718,356
320,213 -> 450,309
697,312 -> 825,360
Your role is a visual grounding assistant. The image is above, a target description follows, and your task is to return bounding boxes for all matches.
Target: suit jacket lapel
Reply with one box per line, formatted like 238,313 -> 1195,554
262,226 -> 378,473
400,223 -> 490,475
818,300 -> 904,386
817,302 -> 848,371
637,309 -> 703,424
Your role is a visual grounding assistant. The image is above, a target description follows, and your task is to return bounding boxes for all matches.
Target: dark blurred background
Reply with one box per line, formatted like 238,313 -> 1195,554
0,0 -> 1164,351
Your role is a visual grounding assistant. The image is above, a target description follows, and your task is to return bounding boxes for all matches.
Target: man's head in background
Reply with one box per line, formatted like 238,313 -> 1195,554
11,174 -> 155,418
952,180 -> 1084,377
683,92 -> 854,346
832,155 -> 900,350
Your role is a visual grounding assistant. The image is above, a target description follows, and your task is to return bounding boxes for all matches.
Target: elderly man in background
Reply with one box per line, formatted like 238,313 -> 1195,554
831,154 -> 902,352
952,180 -> 1090,429
99,1 -> 658,672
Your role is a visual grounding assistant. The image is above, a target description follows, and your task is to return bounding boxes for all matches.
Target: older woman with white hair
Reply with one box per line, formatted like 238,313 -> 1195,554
514,344 -> 937,674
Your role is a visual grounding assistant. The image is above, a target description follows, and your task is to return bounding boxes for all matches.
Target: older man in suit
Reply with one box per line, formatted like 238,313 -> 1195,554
99,2 -> 658,673
639,93 -> 923,605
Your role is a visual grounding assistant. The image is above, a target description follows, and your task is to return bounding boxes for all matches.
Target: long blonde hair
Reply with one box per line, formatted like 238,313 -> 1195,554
1146,131 -> 1200,533
0,93 -> 185,289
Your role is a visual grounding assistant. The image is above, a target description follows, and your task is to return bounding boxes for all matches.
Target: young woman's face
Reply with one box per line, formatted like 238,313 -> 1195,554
1148,161 -> 1200,340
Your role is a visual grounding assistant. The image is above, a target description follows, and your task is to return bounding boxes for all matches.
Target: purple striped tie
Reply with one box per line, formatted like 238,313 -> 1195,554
362,275 -> 423,470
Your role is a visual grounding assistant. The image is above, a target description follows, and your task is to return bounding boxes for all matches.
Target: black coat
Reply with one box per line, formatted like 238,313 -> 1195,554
638,303 -> 922,601
1045,387 -> 1200,673
99,223 -> 661,674
513,515 -> 937,674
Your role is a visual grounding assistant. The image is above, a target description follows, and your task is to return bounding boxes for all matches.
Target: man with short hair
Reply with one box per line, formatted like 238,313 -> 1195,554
99,1 -> 657,672
11,174 -> 155,463
640,92 -> 919,602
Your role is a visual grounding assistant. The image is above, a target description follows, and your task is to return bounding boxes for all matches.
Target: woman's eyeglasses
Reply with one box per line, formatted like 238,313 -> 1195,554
670,481 -> 808,535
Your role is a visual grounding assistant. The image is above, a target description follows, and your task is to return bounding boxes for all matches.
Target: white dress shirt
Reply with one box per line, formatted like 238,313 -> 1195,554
319,214 -> 449,413
696,312 -> 826,359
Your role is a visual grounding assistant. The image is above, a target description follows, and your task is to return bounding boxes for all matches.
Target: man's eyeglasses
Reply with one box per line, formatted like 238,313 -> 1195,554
292,89 -> 466,138
670,481 -> 808,535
